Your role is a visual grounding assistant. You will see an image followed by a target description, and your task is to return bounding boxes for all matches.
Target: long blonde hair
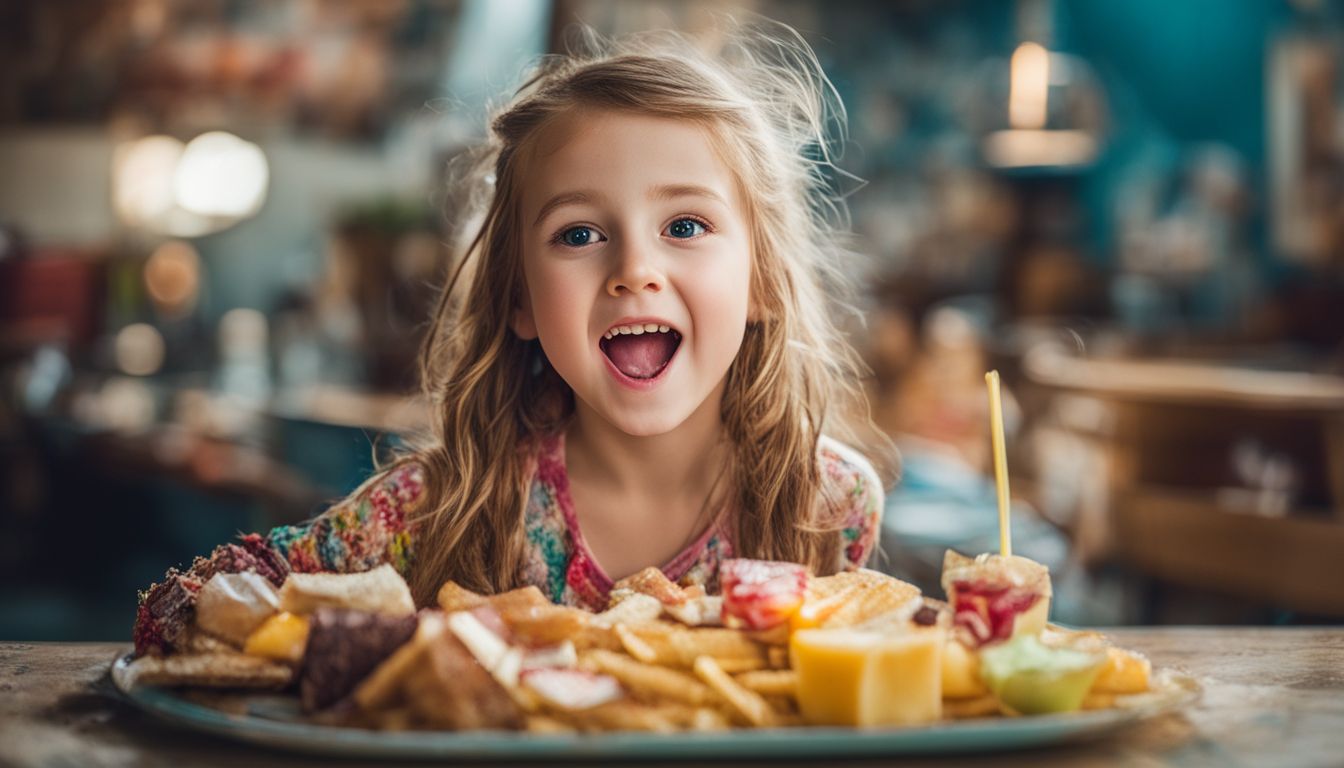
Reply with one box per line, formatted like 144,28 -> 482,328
404,21 -> 887,606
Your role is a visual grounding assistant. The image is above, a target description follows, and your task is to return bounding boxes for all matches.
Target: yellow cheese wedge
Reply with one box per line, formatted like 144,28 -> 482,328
790,626 -> 944,727
243,611 -> 310,664
941,637 -> 988,699
1011,597 -> 1051,639
1090,647 -> 1151,694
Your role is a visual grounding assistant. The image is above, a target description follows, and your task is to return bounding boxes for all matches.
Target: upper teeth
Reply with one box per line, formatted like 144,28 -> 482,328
604,323 -> 672,339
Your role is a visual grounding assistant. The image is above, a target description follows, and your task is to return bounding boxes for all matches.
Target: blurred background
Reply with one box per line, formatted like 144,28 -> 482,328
1,0 -> 1342,640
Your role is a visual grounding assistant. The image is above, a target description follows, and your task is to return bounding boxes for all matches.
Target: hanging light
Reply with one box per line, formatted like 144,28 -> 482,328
174,131 -> 269,219
144,240 -> 202,317
111,131 -> 269,237
979,41 -> 1107,170
112,135 -> 184,229
971,0 -> 1109,171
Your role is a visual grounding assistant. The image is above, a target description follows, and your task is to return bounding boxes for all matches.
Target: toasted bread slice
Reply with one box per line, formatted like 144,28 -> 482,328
495,603 -> 594,648
610,567 -> 688,606
801,570 -> 921,629
437,581 -> 488,613
663,594 -> 724,627
485,585 -> 551,611
123,651 -> 294,689
593,593 -> 663,627
279,564 -> 414,617
808,569 -> 898,600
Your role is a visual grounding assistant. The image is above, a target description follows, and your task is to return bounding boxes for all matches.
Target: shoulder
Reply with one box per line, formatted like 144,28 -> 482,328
817,436 -> 885,569
818,436 -> 884,504
267,461 -> 427,574
339,461 -> 429,532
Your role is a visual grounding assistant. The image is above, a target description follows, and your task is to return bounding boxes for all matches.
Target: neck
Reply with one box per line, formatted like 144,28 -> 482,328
565,380 -> 732,500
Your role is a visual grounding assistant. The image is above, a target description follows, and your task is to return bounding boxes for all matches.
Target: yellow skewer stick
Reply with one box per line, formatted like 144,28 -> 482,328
985,370 -> 1012,557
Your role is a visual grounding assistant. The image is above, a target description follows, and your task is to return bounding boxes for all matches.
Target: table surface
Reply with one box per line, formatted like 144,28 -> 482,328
2,627 -> 1341,768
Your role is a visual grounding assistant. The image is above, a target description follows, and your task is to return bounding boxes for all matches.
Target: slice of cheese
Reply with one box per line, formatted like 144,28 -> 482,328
243,611 -> 310,663
790,626 -> 944,727
1011,596 -> 1051,639
941,637 -> 988,699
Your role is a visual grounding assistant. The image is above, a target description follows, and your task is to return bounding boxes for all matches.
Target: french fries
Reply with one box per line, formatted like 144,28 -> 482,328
733,669 -> 798,697
582,649 -> 715,706
337,565 -> 1159,734
693,656 -> 777,727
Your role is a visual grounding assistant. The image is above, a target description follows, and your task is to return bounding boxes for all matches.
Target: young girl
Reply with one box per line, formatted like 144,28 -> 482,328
138,22 -> 892,630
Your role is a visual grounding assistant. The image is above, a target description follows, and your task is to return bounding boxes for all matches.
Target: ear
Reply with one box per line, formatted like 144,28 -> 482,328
510,281 -> 539,340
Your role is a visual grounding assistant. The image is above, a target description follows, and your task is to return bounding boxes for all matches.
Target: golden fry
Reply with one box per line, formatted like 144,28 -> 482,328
615,623 -> 659,663
693,656 -> 777,728
714,658 -> 767,673
668,628 -> 768,668
584,649 -> 715,706
615,620 -> 768,669
734,669 -> 798,698
688,706 -> 731,731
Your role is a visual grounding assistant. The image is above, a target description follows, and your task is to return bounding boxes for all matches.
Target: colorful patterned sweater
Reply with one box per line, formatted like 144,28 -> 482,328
264,433 -> 885,610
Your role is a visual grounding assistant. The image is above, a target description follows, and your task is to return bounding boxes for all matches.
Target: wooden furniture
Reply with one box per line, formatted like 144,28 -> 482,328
3,630 -> 1342,767
1024,350 -> 1344,617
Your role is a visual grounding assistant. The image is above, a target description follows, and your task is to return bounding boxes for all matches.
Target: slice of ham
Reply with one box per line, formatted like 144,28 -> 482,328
521,668 -> 624,711
951,580 -> 1041,646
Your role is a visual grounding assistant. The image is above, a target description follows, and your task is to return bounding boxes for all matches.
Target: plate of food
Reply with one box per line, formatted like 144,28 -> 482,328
112,548 -> 1199,760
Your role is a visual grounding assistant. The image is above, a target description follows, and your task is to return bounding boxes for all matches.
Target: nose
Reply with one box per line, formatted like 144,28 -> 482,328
605,238 -> 664,297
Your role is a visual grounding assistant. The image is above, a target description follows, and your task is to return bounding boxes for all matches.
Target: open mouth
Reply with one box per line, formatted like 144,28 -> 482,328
599,323 -> 682,380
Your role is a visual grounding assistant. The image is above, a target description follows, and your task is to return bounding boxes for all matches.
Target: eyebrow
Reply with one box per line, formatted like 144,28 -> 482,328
650,183 -> 727,206
532,191 -> 596,228
531,184 -> 728,228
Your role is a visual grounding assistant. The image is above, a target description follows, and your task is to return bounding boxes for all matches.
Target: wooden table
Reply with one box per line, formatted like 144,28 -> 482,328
2,628 -> 1341,767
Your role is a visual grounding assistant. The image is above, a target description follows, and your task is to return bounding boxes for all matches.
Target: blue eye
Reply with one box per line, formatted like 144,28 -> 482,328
559,226 -> 599,247
666,218 -> 706,239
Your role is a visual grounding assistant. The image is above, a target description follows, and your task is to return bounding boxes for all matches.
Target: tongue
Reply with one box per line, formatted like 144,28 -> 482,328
604,333 -> 677,379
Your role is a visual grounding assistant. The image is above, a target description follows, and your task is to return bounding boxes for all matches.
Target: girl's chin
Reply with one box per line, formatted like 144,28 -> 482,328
598,409 -> 691,438
577,392 -> 697,438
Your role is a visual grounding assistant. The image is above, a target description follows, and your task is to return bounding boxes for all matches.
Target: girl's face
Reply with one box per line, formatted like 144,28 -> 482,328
514,109 -> 753,437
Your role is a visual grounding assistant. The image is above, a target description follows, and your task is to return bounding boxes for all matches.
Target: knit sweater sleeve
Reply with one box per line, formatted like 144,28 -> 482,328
818,438 -> 885,571
265,463 -> 426,577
